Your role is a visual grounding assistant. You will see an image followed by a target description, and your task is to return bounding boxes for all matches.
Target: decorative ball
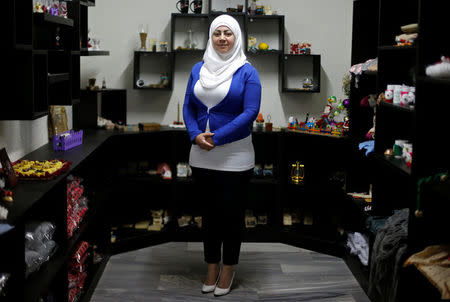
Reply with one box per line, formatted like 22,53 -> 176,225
258,42 -> 269,51
343,99 -> 350,108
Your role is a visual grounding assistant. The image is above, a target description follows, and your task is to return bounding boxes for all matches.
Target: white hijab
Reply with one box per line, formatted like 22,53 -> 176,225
199,15 -> 248,89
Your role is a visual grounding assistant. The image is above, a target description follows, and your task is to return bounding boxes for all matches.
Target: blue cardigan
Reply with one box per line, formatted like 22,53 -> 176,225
183,62 -> 262,146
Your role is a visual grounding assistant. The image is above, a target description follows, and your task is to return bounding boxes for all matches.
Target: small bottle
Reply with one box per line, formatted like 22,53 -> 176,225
102,78 -> 106,89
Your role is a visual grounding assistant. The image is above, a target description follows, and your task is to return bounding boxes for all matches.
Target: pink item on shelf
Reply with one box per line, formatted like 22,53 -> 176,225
53,130 -> 83,151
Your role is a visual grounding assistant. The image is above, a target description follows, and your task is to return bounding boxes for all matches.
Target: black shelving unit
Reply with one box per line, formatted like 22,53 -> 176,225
137,9 -> 316,93
348,0 -> 449,300
1,0 -> 110,120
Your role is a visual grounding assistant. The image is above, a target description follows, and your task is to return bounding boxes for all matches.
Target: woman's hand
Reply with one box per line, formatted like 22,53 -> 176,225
195,133 -> 216,151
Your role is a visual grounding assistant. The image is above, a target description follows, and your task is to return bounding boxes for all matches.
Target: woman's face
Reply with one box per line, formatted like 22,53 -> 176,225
212,26 -> 235,54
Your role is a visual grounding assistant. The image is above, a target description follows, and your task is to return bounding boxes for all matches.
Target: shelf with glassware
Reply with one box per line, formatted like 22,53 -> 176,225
279,54 -> 321,93
170,13 -> 210,53
76,0 -> 110,56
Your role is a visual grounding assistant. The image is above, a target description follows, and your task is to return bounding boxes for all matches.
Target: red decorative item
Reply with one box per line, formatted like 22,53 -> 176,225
290,43 -> 299,54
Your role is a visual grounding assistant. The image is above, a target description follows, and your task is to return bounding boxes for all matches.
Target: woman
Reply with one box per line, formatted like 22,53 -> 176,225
182,14 -> 261,297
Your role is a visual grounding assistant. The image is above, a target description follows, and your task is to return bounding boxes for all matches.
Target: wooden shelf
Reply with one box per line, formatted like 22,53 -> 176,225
80,49 -> 110,56
248,14 -> 284,19
247,50 -> 282,55
282,88 -> 320,93
250,177 -> 279,185
33,13 -> 74,27
374,153 -> 412,176
171,13 -> 209,18
378,45 -> 416,51
417,75 -> 450,86
135,51 -> 172,56
48,72 -> 70,84
210,11 -> 246,17
134,86 -> 172,90
173,49 -> 205,54
379,101 -> 415,113
80,0 -> 96,6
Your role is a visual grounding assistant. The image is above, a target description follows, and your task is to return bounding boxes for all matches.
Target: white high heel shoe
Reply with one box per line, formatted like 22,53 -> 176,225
214,272 -> 235,297
202,267 -> 221,294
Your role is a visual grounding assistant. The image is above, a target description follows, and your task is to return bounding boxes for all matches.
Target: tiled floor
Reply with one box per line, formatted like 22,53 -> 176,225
91,242 -> 370,302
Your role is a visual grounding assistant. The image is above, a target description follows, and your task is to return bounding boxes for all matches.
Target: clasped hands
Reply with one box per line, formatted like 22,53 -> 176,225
195,132 -> 215,151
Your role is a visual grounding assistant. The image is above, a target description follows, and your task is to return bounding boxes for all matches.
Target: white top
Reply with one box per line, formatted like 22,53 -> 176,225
189,79 -> 254,172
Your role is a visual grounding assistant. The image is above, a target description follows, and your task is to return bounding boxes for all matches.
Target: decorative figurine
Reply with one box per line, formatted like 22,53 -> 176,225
290,43 -> 299,54
34,1 -> 44,13
248,36 -> 258,53
50,1 -> 59,16
59,1 -> 67,18
299,42 -> 311,55
255,113 -> 264,131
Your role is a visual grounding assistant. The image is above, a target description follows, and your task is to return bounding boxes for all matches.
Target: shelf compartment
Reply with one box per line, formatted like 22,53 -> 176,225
246,15 -> 284,53
280,54 -> 321,93
374,153 -> 412,176
109,229 -> 171,254
48,78 -> 72,105
133,51 -> 174,90
24,251 -> 66,302
374,100 -> 414,155
171,13 -> 209,52
378,0 -> 418,47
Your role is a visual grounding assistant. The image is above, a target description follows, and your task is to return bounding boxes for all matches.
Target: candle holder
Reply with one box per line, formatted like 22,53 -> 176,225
290,161 -> 305,185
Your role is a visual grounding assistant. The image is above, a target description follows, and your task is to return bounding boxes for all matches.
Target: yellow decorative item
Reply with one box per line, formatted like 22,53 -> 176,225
11,159 -> 71,180
258,42 -> 269,51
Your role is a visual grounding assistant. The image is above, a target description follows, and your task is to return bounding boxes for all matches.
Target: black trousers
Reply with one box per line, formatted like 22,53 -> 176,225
192,167 -> 252,265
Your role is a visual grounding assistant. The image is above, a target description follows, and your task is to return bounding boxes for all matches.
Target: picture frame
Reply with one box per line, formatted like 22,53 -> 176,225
0,148 -> 18,188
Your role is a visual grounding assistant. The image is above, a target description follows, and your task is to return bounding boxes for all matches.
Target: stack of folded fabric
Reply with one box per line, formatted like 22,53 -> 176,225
395,23 -> 418,46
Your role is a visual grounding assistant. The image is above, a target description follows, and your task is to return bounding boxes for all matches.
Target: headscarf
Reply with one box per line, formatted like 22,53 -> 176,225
199,14 -> 248,89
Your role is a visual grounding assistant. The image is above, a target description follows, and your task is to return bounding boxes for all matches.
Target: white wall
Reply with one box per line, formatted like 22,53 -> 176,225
82,0 -> 353,127
0,0 -> 353,163
0,107 -> 72,163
